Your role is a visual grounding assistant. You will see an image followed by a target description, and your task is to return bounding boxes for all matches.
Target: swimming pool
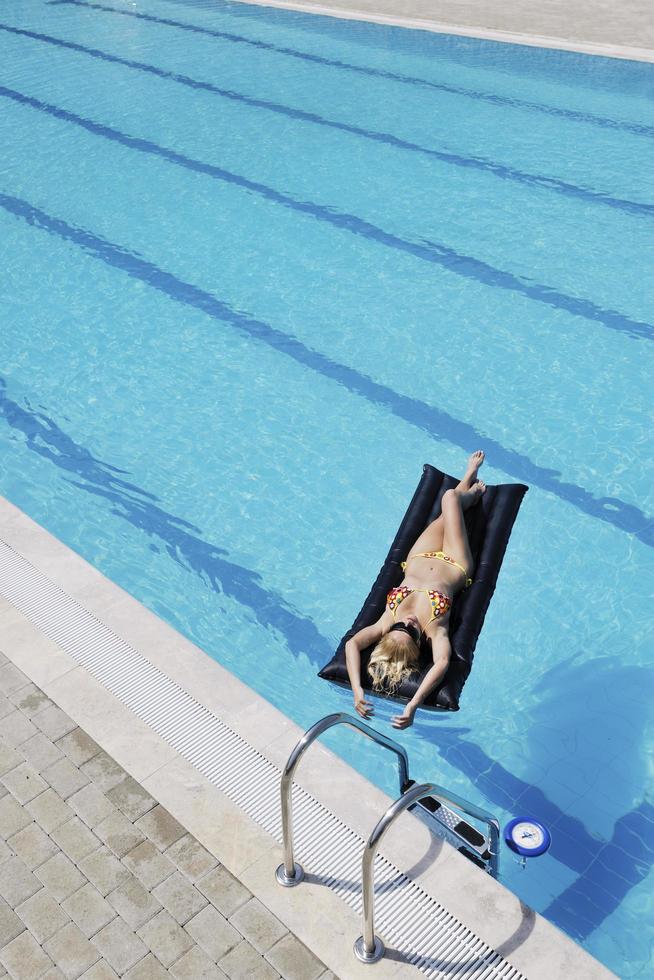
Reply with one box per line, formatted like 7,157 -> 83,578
0,0 -> 652,973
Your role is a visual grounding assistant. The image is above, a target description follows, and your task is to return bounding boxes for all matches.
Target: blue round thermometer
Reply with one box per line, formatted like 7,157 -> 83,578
504,817 -> 551,858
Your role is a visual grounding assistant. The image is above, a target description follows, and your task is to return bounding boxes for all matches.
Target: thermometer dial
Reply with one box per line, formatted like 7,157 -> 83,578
504,818 -> 551,858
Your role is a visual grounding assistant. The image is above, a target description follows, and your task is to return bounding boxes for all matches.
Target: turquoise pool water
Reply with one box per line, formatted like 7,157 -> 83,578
0,0 -> 653,973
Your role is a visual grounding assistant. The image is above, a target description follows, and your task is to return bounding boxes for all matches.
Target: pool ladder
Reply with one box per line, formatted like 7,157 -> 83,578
275,712 -> 500,965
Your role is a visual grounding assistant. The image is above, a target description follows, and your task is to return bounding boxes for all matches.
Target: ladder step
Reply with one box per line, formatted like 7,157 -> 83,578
403,779 -> 491,866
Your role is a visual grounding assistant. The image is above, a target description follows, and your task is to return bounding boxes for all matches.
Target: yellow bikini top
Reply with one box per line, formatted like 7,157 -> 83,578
401,551 -> 473,588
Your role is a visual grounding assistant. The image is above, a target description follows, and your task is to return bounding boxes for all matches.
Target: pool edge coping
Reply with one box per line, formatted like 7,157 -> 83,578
0,495 -> 616,979
229,0 -> 654,63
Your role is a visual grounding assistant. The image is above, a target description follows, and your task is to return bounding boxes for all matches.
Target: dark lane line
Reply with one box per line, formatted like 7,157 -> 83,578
410,716 -> 654,941
48,0 -> 654,140
0,378 -> 334,666
1,83 -> 651,343
1,21 -> 652,222
543,800 -> 654,940
1,190 -> 652,547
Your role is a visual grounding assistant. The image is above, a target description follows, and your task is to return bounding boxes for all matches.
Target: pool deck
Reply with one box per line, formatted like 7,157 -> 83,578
0,497 -> 616,979
237,0 -> 654,61
0,688 -> 331,980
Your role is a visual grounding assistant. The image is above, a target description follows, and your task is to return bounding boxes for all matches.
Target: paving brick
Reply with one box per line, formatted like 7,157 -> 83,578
1,761 -> 49,804
137,910 -> 194,968
0,739 -> 24,777
0,929 -> 54,980
79,846 -> 132,897
106,778 -> 155,823
69,784 -> 115,829
0,856 -> 42,906
10,684 -> 53,718
33,705 -> 77,742
164,835 -> 217,883
152,872 -> 207,925
57,730 -> 101,768
124,953 -> 169,980
63,883 -> 117,939
0,898 -> 25,947
219,940 -> 280,980
229,899 -> 287,954
0,710 -> 37,748
15,886 -> 71,943
170,945 -> 226,980
196,867 -> 251,918
0,783 -> 7,800
0,663 -> 30,696
92,916 -> 148,975
44,922 -> 101,979
42,969 -> 66,980
8,822 -> 58,869
135,807 -> 185,852
124,841 -> 175,890
265,935 -> 325,980
0,695 -> 15,721
0,793 -> 32,837
44,758 -> 90,800
0,839 -> 10,863
21,733 -> 65,773
185,905 -> 240,963
50,818 -> 101,864
35,851 -> 87,902
26,788 -> 74,833
80,961 -> 119,979
95,811 -> 145,858
81,754 -> 128,795
106,877 -> 162,931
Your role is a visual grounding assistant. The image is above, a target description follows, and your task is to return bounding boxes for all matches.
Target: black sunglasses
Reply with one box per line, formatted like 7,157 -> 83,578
388,622 -> 421,645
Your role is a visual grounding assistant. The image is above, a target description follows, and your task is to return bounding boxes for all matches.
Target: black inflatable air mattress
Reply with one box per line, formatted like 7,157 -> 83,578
319,464 -> 528,711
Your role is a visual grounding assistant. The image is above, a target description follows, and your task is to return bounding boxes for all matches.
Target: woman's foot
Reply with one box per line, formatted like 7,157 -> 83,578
459,480 -> 486,509
462,450 -> 485,490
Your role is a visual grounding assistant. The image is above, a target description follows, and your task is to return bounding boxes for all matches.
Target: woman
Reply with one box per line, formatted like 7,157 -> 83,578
345,451 -> 486,729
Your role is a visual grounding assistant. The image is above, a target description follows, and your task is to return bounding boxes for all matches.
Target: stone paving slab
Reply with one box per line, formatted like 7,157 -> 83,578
0,677 -> 335,980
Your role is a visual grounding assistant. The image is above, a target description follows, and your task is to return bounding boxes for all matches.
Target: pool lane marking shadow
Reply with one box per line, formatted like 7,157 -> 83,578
0,83 -> 652,346
1,190 -> 652,548
412,719 -> 654,942
543,799 -> 654,940
47,0 -> 654,141
2,20 -> 654,227
0,378 -> 333,666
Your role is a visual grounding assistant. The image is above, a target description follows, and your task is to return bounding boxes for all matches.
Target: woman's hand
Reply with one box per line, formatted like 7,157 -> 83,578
354,689 -> 374,719
391,704 -> 416,729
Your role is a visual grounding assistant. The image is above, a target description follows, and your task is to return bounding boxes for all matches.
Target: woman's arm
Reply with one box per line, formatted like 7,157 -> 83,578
391,623 -> 451,729
345,615 -> 388,719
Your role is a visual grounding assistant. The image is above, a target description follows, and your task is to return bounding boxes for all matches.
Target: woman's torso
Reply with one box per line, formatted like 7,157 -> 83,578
387,553 -> 469,627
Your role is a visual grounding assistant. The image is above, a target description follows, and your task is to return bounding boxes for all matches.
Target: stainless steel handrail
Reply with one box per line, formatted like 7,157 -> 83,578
275,712 -> 409,887
354,782 -> 501,963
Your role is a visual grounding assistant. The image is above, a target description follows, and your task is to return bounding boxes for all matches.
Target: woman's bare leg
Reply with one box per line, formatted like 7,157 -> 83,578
441,481 -> 485,573
407,452 -> 485,556
457,450 -> 485,493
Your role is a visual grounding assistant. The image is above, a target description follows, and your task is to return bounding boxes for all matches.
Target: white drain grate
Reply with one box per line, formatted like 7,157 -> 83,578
0,538 -> 524,980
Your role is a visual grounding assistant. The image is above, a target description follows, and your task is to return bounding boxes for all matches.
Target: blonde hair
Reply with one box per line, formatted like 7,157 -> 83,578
368,633 -> 420,695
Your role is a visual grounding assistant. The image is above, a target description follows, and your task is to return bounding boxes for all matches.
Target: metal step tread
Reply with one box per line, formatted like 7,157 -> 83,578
404,779 -> 491,863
